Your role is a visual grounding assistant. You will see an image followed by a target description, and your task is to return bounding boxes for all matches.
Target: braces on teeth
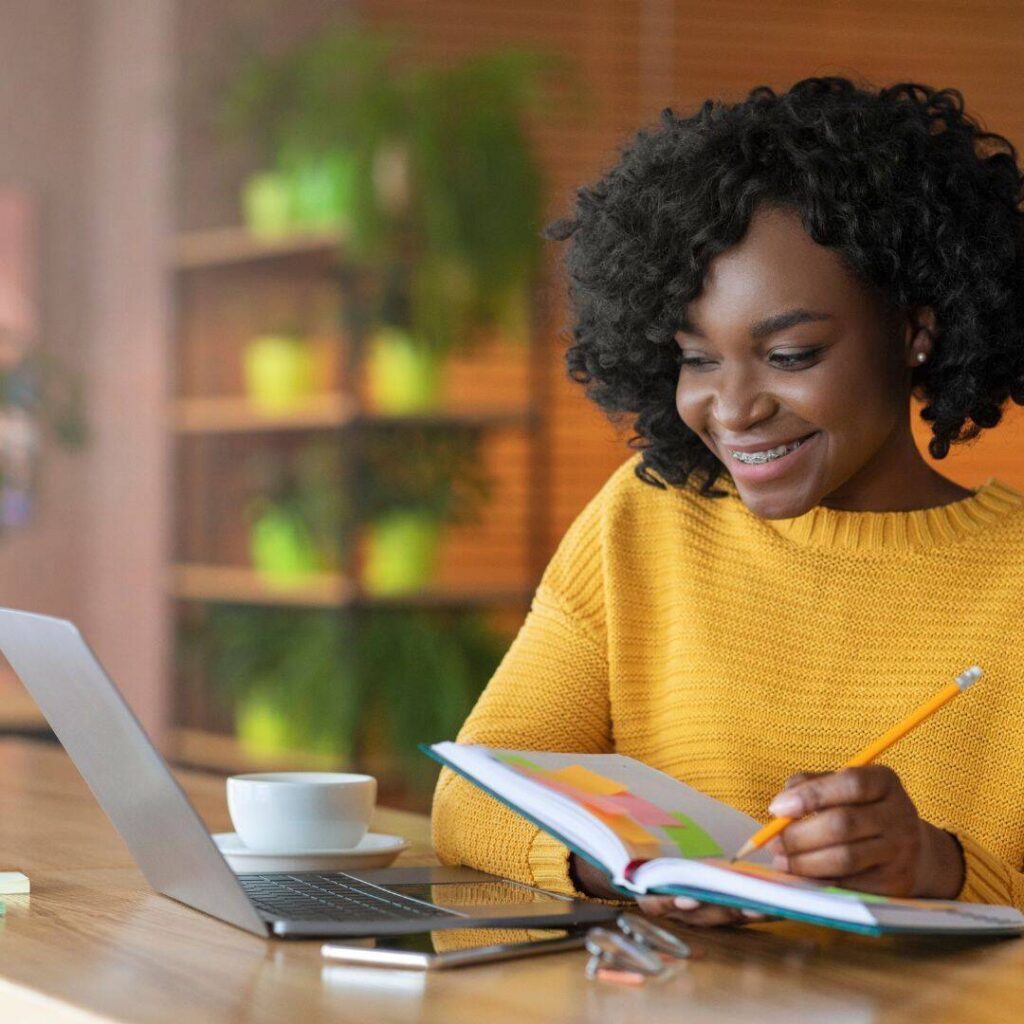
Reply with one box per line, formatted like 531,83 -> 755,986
730,438 -> 805,465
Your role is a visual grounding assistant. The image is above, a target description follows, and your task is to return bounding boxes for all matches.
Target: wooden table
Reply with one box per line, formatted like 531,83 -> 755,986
1,738 -> 1024,1023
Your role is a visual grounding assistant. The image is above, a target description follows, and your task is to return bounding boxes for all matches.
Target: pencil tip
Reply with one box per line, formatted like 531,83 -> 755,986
732,841 -> 753,862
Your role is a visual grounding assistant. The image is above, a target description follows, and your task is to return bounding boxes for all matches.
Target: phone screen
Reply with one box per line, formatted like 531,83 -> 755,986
322,927 -> 585,969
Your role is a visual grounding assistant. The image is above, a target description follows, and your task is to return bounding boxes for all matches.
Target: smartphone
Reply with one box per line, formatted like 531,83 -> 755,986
321,927 -> 586,970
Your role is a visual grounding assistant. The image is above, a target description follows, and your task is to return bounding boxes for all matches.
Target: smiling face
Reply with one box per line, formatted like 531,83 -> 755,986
673,205 -> 964,519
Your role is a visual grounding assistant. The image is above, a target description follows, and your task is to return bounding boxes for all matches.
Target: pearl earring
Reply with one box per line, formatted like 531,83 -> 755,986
915,351 -> 927,364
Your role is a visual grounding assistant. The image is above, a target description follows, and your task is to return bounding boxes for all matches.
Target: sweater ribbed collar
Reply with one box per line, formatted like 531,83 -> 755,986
729,477 -> 1024,552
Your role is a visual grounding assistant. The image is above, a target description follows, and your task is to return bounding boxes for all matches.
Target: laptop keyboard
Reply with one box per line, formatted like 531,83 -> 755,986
239,872 -> 461,922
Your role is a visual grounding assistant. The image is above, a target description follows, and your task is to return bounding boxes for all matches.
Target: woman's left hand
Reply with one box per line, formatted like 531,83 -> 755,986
765,765 -> 965,899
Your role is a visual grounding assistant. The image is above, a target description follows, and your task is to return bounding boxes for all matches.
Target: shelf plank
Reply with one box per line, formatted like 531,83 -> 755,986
171,565 -> 357,607
170,728 -> 348,774
173,393 -> 359,433
172,394 -> 535,435
364,588 -> 535,608
169,564 -> 533,609
173,226 -> 344,269
360,407 -> 537,429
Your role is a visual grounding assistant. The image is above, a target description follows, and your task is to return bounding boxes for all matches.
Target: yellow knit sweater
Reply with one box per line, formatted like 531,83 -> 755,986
432,455 -> 1024,909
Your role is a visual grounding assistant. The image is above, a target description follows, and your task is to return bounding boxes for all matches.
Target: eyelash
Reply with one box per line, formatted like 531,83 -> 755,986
677,348 -> 823,370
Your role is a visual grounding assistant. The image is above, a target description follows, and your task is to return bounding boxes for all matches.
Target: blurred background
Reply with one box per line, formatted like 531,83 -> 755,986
0,0 -> 1022,811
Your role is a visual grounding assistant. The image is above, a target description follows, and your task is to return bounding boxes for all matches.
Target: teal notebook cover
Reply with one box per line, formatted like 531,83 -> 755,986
423,744 -> 1024,938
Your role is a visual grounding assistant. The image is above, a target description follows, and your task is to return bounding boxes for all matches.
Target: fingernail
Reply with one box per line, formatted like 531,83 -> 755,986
741,909 -> 764,919
673,896 -> 700,910
772,855 -> 789,872
768,794 -> 801,816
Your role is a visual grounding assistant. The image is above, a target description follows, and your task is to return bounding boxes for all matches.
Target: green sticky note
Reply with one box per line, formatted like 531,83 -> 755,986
664,812 -> 724,858
494,753 -> 544,773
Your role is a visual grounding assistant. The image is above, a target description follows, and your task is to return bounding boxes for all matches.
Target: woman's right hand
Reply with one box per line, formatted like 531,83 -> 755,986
570,853 -> 764,926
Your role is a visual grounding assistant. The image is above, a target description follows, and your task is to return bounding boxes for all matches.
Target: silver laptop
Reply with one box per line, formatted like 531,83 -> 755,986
0,608 -> 616,938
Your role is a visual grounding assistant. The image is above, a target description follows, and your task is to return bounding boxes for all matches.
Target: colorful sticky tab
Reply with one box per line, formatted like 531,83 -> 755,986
589,807 -> 662,855
663,813 -> 723,858
574,793 -> 629,816
546,765 -> 627,796
528,774 -> 595,803
610,792 -> 680,827
494,753 -> 545,773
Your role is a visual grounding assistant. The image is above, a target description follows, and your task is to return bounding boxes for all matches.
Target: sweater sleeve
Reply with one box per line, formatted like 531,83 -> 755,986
431,588 -> 612,897
431,480 -> 617,898
951,831 -> 1024,911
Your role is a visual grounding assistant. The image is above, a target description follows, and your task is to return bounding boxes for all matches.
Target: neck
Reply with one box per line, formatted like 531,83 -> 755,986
819,431 -> 973,513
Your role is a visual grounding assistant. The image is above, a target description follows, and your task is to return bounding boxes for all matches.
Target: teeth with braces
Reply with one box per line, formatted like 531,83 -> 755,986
730,437 -> 807,465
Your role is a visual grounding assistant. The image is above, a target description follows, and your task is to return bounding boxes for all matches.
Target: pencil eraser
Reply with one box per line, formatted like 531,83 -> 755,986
0,871 -> 29,894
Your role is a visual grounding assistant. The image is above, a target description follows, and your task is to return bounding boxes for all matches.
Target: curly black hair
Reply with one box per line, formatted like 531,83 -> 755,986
545,76 -> 1024,495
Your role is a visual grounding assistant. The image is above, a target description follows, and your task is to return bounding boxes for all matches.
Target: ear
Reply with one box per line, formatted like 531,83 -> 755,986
903,306 -> 937,366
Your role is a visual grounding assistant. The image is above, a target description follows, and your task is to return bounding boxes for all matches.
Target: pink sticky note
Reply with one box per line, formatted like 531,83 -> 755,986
606,792 -> 679,827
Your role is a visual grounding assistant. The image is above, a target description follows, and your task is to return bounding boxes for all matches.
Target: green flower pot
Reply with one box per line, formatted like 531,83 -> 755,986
243,335 -> 314,413
365,326 -> 442,413
241,172 -> 295,239
250,506 -> 319,587
362,511 -> 440,594
236,691 -> 298,757
287,151 -> 358,232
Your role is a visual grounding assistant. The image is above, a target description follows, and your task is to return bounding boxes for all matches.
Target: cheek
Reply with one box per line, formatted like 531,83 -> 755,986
811,362 -> 900,441
675,371 -> 703,432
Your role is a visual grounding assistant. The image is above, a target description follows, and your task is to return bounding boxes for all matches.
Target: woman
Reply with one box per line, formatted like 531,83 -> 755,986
432,76 -> 1024,926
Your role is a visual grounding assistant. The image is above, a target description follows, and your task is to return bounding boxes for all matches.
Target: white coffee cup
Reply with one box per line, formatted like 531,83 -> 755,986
226,772 -> 377,852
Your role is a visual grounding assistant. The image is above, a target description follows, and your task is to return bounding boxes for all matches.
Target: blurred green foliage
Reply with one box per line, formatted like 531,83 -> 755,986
193,605 -> 509,789
221,25 -> 553,353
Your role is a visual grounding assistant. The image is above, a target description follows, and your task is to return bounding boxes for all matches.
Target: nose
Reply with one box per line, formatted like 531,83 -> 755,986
706,365 -> 776,433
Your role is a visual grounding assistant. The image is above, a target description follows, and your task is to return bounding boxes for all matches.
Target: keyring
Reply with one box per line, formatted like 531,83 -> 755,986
584,926 -> 665,980
616,912 -> 692,960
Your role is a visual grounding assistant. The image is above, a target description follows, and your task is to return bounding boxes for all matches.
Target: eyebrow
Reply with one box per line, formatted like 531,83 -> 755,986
677,307 -> 834,341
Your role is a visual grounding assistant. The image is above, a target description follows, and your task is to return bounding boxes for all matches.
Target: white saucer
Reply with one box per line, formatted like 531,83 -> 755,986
212,831 -> 410,874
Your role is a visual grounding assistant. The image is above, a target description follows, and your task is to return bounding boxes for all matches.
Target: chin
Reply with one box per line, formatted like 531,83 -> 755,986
732,483 -> 817,521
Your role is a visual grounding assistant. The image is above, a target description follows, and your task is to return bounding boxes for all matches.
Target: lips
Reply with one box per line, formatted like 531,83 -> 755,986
722,430 -> 821,482
721,432 -> 816,454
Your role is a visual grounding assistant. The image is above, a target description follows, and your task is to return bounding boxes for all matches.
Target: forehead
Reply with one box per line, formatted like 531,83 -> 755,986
684,206 -> 867,329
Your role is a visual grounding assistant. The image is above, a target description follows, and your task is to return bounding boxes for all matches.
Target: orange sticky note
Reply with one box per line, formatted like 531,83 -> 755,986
589,807 -> 662,854
547,765 -> 626,796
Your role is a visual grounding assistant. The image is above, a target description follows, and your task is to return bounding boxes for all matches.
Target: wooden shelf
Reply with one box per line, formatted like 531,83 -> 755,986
169,564 -> 532,609
171,564 -> 356,607
169,727 -> 348,774
173,226 -> 344,269
173,393 -> 358,434
359,407 -> 537,429
172,394 -> 535,435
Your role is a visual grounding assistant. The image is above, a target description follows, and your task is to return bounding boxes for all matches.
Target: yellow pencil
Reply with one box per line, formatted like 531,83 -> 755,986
731,666 -> 983,863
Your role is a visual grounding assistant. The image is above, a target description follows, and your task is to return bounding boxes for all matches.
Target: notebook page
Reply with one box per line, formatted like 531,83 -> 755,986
433,744 -> 767,883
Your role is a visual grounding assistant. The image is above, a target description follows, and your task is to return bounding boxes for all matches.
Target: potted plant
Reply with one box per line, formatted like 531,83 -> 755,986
200,603 -> 507,795
221,27 -> 551,409
353,423 -> 491,594
245,442 -> 348,587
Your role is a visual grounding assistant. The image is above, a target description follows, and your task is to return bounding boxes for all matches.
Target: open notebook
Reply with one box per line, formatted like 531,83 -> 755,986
426,743 -> 1024,937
